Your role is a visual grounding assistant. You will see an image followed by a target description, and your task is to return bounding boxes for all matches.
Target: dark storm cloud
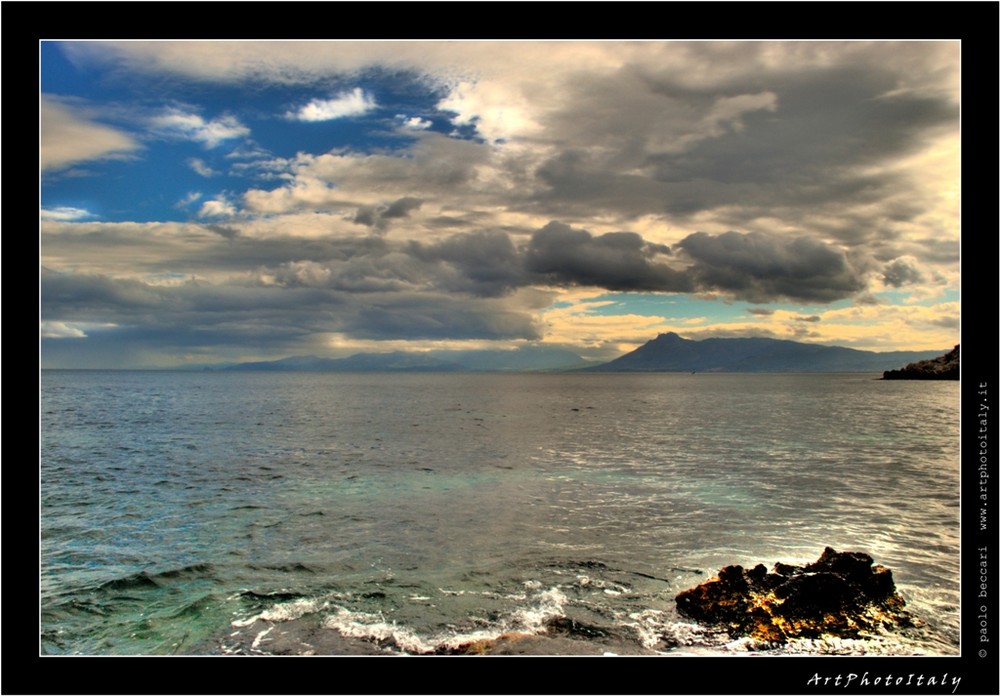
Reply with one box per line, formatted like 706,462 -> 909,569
747,308 -> 774,316
426,215 -> 473,228
41,266 -> 163,315
793,315 -> 821,323
41,267 -> 341,327
206,223 -> 240,239
44,219 -> 876,357
353,196 -> 424,231
915,237 -> 959,265
383,197 -> 424,219
353,207 -> 378,227
647,68 -> 955,185
530,148 -> 678,220
677,231 -> 865,303
929,316 -> 959,330
407,230 -> 526,297
881,258 -> 925,288
526,60 -> 957,256
41,225 -> 396,283
40,261 -> 542,362
524,221 -> 691,292
253,222 -> 690,300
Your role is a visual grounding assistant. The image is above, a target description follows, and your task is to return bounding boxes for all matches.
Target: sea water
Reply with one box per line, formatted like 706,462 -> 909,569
40,371 -> 960,655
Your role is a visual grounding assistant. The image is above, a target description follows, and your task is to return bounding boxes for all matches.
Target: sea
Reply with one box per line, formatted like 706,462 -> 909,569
39,370 -> 961,657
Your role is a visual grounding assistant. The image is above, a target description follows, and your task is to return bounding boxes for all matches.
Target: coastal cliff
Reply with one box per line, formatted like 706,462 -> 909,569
882,345 -> 959,380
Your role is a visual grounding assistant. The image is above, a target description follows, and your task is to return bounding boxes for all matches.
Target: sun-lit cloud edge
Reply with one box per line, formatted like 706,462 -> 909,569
287,87 -> 377,122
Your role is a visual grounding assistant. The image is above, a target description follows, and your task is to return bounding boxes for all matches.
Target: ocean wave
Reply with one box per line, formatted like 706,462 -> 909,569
232,596 -> 330,627
98,572 -> 161,591
229,585 -> 574,655
97,563 -> 218,592
322,607 -> 432,654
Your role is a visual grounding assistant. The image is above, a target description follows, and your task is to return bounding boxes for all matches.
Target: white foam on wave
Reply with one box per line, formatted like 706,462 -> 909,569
688,626 -> 920,655
438,586 -> 524,600
434,585 -> 571,650
322,606 -> 432,654
317,585 -> 573,654
623,609 -> 668,649
575,574 -> 629,595
722,635 -> 758,651
509,587 -> 568,632
231,597 -> 329,628
251,626 -> 273,649
621,611 -> 717,651
433,628 -> 509,652
780,633 -> 920,656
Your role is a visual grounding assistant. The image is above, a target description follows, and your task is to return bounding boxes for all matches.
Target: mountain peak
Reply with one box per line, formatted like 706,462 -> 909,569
587,333 -> 949,373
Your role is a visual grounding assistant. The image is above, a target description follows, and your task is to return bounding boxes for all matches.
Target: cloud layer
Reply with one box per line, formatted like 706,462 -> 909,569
41,41 -> 961,366
41,96 -> 139,172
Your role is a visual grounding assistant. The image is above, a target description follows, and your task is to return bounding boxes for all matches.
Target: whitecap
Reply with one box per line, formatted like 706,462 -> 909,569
231,597 -> 328,627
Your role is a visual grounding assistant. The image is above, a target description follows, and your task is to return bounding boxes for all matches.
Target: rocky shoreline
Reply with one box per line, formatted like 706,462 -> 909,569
882,345 -> 958,380
675,547 -> 913,648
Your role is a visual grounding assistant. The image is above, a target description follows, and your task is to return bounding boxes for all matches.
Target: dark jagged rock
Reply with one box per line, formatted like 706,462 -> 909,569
675,547 -> 910,646
883,345 -> 959,380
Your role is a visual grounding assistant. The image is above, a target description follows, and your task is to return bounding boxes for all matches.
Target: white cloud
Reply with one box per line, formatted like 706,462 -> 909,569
438,79 -> 543,143
40,206 -> 96,221
226,142 -> 273,160
175,191 -> 203,208
151,108 -> 249,148
40,320 -> 116,338
41,95 -> 140,172
44,42 -> 961,363
198,197 -> 237,218
187,157 -> 219,177
288,88 -> 376,122
397,115 -> 432,130
241,132 -> 493,218
41,321 -> 87,338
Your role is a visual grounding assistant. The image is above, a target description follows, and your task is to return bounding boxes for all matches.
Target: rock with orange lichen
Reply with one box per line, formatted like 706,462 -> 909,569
675,547 -> 911,647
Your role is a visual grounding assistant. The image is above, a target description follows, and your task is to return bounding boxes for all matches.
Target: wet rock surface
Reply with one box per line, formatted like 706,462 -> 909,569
675,547 -> 911,646
437,615 -> 648,655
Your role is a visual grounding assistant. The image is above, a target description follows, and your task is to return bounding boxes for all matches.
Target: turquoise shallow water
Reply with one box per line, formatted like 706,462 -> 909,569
40,371 -> 960,655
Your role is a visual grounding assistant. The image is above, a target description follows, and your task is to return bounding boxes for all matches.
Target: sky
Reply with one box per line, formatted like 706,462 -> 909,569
39,40 -> 961,368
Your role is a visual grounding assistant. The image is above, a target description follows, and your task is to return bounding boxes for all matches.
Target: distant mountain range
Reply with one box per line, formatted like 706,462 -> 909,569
581,332 -> 946,373
194,333 -> 951,373
211,347 -> 593,373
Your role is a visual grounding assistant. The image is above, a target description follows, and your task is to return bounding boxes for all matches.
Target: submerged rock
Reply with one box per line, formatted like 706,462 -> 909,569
675,547 -> 910,646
